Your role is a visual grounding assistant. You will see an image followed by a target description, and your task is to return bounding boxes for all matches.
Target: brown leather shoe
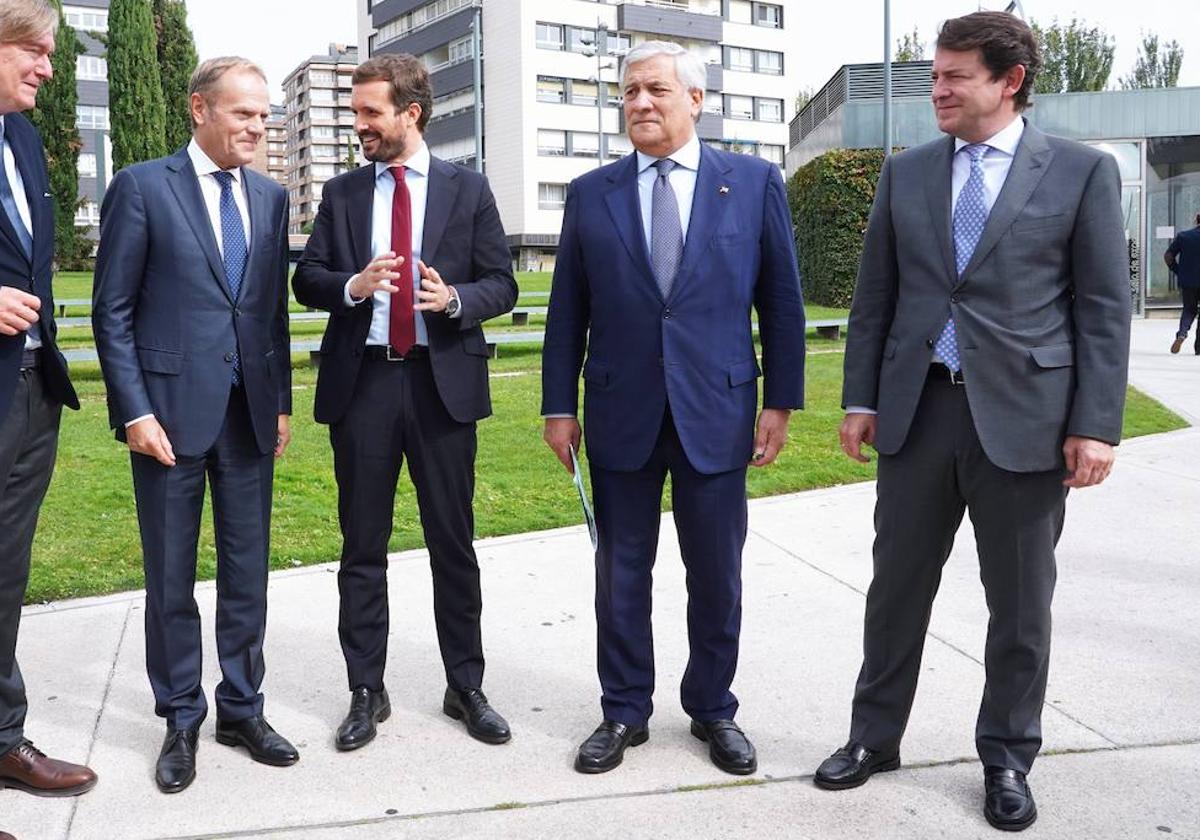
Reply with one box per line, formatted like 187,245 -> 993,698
1171,336 -> 1185,354
0,831 -> 16,840
0,741 -> 97,797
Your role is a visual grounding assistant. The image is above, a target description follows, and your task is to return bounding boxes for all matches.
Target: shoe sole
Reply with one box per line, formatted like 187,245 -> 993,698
573,729 -> 650,774
689,722 -> 758,775
443,702 -> 512,745
0,776 -> 98,798
155,770 -> 195,795
813,756 -> 901,790
214,732 -> 300,767
335,705 -> 392,752
984,805 -> 1038,832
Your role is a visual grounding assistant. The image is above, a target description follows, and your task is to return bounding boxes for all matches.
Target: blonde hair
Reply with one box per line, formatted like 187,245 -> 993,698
0,0 -> 58,44
188,56 -> 267,125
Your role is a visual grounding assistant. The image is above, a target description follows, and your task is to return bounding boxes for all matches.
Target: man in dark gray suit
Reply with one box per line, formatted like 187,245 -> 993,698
812,12 -> 1130,832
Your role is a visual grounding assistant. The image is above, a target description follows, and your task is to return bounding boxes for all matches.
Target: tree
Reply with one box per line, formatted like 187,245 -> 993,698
1031,18 -> 1114,93
107,0 -> 167,170
794,87 -> 814,114
342,131 -> 357,172
1120,33 -> 1184,89
28,1 -> 89,267
895,26 -> 925,62
152,0 -> 198,151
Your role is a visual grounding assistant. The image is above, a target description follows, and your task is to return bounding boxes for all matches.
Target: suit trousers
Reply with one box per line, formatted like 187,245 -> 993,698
849,372 -> 1066,773
0,367 -> 61,757
1176,287 -> 1199,342
588,409 -> 747,727
330,354 -> 484,693
132,385 -> 273,731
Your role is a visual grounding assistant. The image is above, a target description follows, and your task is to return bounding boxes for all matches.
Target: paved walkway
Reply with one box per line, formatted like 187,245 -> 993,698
4,319 -> 1199,839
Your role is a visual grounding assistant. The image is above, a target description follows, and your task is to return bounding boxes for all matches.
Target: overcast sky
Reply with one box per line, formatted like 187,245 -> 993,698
183,0 -> 1199,104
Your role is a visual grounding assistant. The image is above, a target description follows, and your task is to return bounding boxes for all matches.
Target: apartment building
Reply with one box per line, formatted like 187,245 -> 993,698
281,44 -> 361,234
248,104 -> 289,187
359,0 -> 796,269
64,0 -> 111,236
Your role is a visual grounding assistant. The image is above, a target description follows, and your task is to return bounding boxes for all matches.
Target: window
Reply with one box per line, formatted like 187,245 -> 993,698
567,27 -> 597,54
703,93 -> 723,115
726,47 -> 754,73
536,22 -> 563,50
310,87 -> 337,103
312,125 -> 336,138
310,107 -> 336,121
76,55 -> 107,81
309,69 -> 335,86
754,3 -> 783,28
311,163 -> 337,178
537,129 -> 566,156
77,153 -> 97,178
757,50 -> 783,75
726,0 -> 752,24
448,35 -> 473,64
606,31 -> 632,55
537,76 -> 566,103
758,144 -> 784,164
572,80 -> 598,106
434,89 -> 476,117
63,6 -> 107,31
74,200 -> 99,226
726,95 -> 753,120
607,133 -> 633,159
76,105 -> 109,129
311,144 -> 340,160
756,98 -> 783,122
572,132 -> 600,157
602,81 -> 621,106
538,182 -> 566,210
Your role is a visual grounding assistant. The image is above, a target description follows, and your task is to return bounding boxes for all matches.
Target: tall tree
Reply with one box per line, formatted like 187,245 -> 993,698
1031,19 -> 1114,93
1120,33 -> 1184,89
895,26 -> 925,62
152,0 -> 198,150
107,0 -> 167,170
28,0 -> 87,266
794,87 -> 814,114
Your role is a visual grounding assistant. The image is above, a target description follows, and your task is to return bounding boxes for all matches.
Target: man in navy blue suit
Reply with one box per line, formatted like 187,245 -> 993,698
0,0 -> 96,800
93,57 -> 295,793
542,41 -> 806,776
1167,213 -> 1200,354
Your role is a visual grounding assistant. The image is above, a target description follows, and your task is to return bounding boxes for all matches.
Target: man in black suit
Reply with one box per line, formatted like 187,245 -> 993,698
93,57 -> 296,793
293,54 -> 517,751
0,0 -> 96,800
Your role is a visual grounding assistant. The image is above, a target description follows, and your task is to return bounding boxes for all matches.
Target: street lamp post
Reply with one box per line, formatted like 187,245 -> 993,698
583,20 -> 618,169
470,4 -> 483,173
883,0 -> 892,157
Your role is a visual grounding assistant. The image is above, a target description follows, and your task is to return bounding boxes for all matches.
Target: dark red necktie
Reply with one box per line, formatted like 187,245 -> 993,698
388,165 -> 415,356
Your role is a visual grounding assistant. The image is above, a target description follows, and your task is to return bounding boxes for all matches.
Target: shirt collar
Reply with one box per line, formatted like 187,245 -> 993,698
188,138 -> 242,184
375,140 -> 430,180
636,132 -> 701,175
955,116 -> 1025,157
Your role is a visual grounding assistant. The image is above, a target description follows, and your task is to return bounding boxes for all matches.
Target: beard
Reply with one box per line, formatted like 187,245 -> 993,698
359,130 -> 407,163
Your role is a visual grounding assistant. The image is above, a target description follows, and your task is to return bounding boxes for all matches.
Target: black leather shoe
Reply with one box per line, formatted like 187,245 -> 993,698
984,767 -> 1037,831
813,741 -> 900,790
574,720 -> 649,774
690,719 -> 757,775
155,727 -> 198,794
215,715 -> 299,767
335,687 -> 391,752
443,687 -> 511,744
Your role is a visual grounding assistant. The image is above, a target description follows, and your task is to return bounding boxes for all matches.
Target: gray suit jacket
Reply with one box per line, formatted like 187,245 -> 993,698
842,120 -> 1131,473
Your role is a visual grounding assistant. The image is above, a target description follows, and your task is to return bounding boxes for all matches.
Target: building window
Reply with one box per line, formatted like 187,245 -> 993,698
537,129 -> 566,156
606,31 -> 632,55
703,92 -> 723,115
607,133 -> 633,159
567,27 -> 597,54
448,35 -> 473,64
310,107 -> 336,121
754,3 -> 783,28
75,105 -> 109,129
572,80 -> 598,106
537,76 -> 566,104
757,50 -> 783,75
309,69 -> 335,86
76,55 -> 107,81
63,5 -> 108,31
726,95 -> 753,120
310,87 -> 337,103
538,182 -> 566,210
725,47 -> 755,73
74,200 -> 100,226
311,125 -> 336,138
77,153 -> 97,178
312,163 -> 337,178
726,0 -> 752,24
536,22 -> 563,50
572,132 -> 600,158
756,98 -> 783,122
759,144 -> 784,164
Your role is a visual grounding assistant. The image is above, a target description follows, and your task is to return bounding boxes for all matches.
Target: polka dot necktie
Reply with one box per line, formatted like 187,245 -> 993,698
935,143 -> 989,373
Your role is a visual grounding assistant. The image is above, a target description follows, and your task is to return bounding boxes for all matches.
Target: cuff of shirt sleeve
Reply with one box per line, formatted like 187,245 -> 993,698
344,275 -> 366,307
125,413 -> 155,428
845,406 -> 878,415
543,414 -> 576,419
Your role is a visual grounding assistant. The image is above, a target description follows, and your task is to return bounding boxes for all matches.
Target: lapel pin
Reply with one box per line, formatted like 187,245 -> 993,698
718,185 -> 730,195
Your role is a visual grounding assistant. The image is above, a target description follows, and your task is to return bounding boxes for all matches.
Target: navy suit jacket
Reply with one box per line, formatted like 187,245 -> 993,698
0,112 -> 77,420
541,144 -> 806,475
292,156 -> 517,425
1169,226 -> 1200,289
92,147 -> 292,457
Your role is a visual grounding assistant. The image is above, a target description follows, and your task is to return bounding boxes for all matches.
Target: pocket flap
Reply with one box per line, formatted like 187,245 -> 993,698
1029,343 -> 1074,368
582,359 -> 610,386
727,358 -> 761,387
136,346 -> 183,375
460,331 -> 491,357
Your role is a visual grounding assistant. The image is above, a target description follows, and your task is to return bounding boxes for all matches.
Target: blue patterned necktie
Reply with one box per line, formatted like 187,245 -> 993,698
650,158 -> 683,299
934,144 -> 989,373
0,121 -> 34,262
212,170 -> 247,383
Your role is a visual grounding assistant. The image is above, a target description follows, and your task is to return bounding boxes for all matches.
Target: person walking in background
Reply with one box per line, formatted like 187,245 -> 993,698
1166,213 -> 1200,354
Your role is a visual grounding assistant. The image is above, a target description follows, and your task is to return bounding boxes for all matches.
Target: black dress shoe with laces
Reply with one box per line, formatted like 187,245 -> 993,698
690,719 -> 757,775
155,727 -> 199,794
984,767 -> 1037,831
336,687 -> 391,752
574,720 -> 649,774
443,687 -> 511,744
813,741 -> 900,790
215,715 -> 299,767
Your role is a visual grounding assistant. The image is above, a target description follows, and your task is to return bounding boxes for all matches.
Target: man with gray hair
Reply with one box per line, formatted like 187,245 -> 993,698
93,56 -> 295,793
0,0 -> 96,800
542,40 -> 805,775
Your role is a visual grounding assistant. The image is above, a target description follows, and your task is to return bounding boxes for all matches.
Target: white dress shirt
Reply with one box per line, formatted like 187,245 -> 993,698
0,114 -> 42,350
635,131 -> 701,251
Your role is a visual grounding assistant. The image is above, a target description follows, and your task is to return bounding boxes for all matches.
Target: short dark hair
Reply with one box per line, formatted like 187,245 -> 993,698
937,11 -> 1042,111
352,54 -> 433,132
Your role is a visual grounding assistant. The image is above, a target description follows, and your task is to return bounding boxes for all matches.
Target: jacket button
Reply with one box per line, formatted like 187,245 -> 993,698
663,308 -> 672,319
234,308 -> 242,317
951,295 -> 960,303
224,352 -> 234,362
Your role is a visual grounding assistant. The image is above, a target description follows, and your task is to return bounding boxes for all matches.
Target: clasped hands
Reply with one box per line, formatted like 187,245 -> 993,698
347,252 -> 455,312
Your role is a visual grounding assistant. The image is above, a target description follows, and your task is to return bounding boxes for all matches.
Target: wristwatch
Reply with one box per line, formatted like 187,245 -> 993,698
445,287 -> 461,317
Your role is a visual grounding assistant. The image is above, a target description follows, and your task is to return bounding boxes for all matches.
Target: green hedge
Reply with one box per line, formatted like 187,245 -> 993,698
788,149 -> 885,308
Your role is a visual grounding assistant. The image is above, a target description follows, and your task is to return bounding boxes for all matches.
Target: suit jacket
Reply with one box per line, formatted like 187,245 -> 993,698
0,112 -> 78,420
292,156 -> 517,425
92,147 -> 292,457
541,144 -> 806,475
842,121 -> 1131,473
1168,226 -> 1200,289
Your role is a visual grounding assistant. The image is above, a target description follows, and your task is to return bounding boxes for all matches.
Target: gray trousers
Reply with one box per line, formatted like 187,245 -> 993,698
0,367 -> 62,757
849,372 -> 1067,774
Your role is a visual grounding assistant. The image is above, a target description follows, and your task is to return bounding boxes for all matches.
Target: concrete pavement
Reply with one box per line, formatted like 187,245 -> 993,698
3,318 -> 1199,839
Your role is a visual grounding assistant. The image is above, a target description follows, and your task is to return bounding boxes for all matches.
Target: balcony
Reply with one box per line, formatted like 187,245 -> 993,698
617,1 -> 721,42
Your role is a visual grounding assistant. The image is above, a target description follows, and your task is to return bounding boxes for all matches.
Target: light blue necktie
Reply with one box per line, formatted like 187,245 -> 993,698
935,144 -> 989,373
0,121 -> 34,263
212,171 -> 247,383
650,158 -> 683,299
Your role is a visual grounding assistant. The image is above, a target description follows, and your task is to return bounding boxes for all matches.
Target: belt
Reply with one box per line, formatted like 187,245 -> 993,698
362,344 -> 429,362
929,362 -> 965,385
20,349 -> 40,370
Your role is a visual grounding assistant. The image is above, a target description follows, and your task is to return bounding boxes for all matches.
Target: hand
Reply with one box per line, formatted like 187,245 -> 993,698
0,286 -> 41,336
274,414 -> 291,459
127,416 -> 176,467
750,408 -> 791,467
839,412 -> 877,464
414,260 -> 453,312
347,252 -> 402,300
543,417 -> 582,474
1062,435 -> 1114,488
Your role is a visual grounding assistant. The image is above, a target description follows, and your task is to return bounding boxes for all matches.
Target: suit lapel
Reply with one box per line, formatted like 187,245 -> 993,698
11,128 -> 50,271
421,157 -> 459,264
0,120 -> 36,269
243,171 -> 271,302
924,135 -> 958,286
603,154 -> 655,291
349,165 -> 374,271
164,149 -> 232,303
670,144 -> 733,302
